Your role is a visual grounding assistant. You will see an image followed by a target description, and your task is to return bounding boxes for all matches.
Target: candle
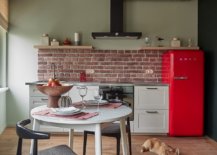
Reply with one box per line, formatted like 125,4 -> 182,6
74,32 -> 79,42
74,32 -> 80,45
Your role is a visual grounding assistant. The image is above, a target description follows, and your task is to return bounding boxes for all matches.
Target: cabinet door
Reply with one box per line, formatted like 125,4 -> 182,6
134,109 -> 168,133
134,86 -> 168,109
29,97 -> 48,113
30,85 -> 46,97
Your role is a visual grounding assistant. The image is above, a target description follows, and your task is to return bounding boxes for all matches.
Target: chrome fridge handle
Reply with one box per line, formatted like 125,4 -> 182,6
174,76 -> 188,80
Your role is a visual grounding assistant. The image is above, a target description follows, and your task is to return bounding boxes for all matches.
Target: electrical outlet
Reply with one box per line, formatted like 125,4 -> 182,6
86,69 -> 95,74
145,69 -> 153,74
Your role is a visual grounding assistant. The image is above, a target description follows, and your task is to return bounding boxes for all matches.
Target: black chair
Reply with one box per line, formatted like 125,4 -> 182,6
83,117 -> 132,155
16,119 -> 77,155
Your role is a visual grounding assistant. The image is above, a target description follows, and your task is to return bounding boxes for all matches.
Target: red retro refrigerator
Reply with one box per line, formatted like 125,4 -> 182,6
162,50 -> 204,136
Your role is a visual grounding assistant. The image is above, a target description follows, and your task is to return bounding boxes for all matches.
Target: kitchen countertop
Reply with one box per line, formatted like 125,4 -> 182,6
25,81 -> 168,86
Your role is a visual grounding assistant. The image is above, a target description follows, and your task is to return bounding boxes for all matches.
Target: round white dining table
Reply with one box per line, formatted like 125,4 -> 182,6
30,105 -> 132,155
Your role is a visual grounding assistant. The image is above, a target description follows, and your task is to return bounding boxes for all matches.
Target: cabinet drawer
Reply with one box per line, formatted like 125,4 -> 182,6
134,109 -> 168,133
30,97 -> 48,110
30,85 -> 46,97
134,86 -> 168,109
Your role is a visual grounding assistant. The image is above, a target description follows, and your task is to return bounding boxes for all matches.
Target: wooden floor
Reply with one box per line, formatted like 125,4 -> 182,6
1,128 -> 217,155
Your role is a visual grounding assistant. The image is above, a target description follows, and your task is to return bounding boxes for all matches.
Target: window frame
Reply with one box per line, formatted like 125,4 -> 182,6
0,26 -> 7,87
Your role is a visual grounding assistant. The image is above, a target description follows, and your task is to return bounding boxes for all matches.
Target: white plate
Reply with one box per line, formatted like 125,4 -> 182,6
51,107 -> 81,116
85,100 -> 109,106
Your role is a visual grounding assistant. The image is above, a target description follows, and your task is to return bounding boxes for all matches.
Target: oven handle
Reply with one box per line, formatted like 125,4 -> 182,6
146,88 -> 158,90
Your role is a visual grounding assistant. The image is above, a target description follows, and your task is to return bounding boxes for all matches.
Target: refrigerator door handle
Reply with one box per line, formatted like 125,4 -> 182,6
174,76 -> 188,80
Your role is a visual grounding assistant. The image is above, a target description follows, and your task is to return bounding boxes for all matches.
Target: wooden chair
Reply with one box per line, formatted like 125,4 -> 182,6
16,119 -> 77,155
83,117 -> 132,155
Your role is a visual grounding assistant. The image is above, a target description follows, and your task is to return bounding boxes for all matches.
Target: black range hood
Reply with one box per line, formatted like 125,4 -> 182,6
92,0 -> 142,39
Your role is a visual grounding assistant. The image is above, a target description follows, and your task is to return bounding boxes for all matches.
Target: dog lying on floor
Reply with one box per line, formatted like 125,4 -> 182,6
141,138 -> 180,155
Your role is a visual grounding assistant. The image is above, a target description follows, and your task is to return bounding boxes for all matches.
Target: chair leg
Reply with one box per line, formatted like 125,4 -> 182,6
127,131 -> 132,155
16,138 -> 22,155
33,139 -> 38,155
116,136 -> 120,155
83,131 -> 88,155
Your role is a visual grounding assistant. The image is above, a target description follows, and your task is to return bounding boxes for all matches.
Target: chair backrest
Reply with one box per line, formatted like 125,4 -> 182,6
120,101 -> 131,133
126,116 -> 131,132
16,119 -> 50,139
16,119 -> 50,155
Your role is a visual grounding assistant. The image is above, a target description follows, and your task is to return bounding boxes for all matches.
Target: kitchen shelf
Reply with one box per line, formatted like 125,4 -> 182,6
34,45 -> 93,50
139,46 -> 200,50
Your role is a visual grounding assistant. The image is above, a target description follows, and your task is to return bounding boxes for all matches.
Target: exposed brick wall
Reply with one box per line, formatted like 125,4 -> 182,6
38,49 -> 167,83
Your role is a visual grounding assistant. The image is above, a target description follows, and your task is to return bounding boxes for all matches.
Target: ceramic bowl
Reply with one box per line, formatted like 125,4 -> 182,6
36,84 -> 73,96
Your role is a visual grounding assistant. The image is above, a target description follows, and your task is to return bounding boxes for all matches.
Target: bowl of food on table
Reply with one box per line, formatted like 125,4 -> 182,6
37,78 -> 73,108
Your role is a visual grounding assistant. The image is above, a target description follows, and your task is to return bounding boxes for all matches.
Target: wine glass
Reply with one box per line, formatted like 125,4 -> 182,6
93,89 -> 103,112
78,86 -> 88,109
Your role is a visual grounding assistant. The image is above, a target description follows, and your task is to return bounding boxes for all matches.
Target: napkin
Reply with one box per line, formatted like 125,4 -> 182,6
32,109 -> 50,115
101,103 -> 122,109
32,109 -> 98,120
47,112 -> 99,120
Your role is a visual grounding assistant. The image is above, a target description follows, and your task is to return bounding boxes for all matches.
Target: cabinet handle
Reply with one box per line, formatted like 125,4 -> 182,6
41,98 -> 48,101
146,111 -> 158,114
146,88 -> 158,90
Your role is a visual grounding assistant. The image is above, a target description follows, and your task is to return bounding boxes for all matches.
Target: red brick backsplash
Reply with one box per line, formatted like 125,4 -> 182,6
38,49 -> 167,83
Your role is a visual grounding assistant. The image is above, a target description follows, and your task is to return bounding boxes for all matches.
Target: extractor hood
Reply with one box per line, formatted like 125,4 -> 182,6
92,0 -> 142,39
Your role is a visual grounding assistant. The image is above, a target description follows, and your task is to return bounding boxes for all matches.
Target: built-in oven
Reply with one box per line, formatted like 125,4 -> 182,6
99,84 -> 134,120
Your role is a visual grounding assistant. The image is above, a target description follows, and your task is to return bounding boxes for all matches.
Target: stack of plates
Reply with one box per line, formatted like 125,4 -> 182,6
52,107 -> 81,116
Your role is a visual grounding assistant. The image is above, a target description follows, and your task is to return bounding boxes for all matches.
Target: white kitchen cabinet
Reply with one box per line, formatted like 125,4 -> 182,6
134,86 -> 169,133
28,85 -> 99,132
29,97 -> 48,110
134,109 -> 168,133
29,85 -> 48,111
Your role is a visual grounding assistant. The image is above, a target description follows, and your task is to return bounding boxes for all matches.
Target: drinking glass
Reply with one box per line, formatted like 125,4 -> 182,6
78,86 -> 88,109
93,89 -> 103,112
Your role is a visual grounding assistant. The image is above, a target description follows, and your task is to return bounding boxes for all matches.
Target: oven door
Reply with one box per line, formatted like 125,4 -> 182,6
99,85 -> 134,121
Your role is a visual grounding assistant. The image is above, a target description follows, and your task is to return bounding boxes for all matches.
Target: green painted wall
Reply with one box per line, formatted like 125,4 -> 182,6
7,0 -> 198,125
198,0 -> 217,141
9,0 -> 198,49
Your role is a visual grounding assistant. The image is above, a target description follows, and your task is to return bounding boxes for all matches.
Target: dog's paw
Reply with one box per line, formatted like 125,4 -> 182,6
176,148 -> 180,155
